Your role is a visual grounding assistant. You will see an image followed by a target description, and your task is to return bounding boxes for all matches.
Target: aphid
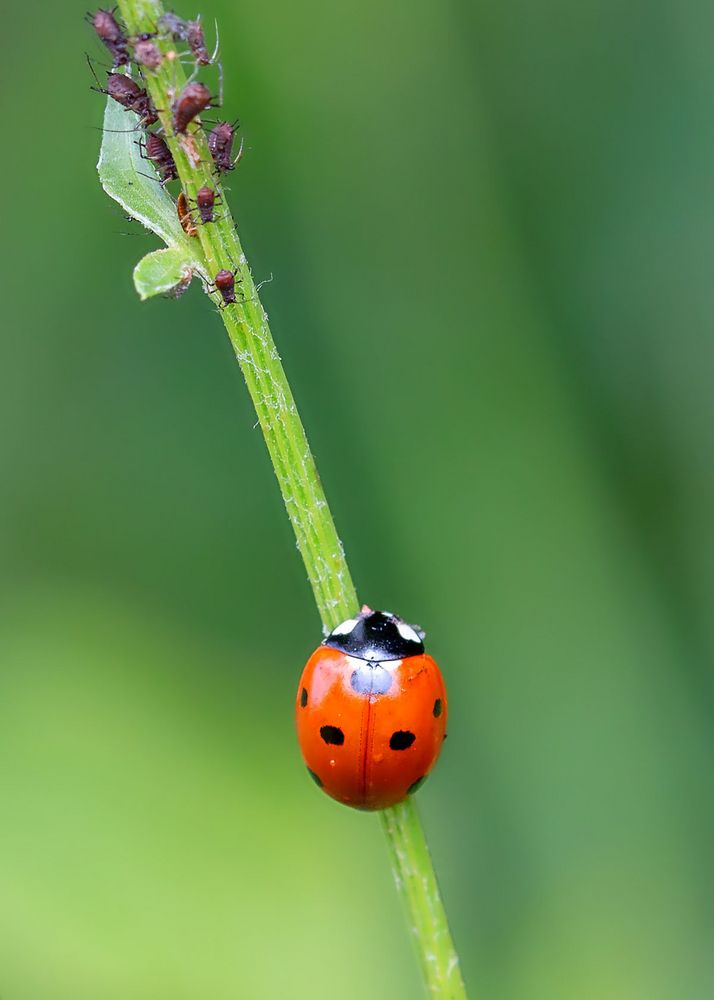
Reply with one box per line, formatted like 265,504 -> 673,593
133,38 -> 162,71
177,192 -> 198,237
142,131 -> 178,183
159,12 -> 216,63
195,186 -> 217,224
296,608 -> 447,810
186,18 -> 211,65
88,58 -> 158,126
212,268 -> 240,306
172,80 -> 213,134
158,11 -> 188,41
88,8 -> 129,66
208,120 -> 244,173
177,186 -> 220,228
106,72 -> 158,124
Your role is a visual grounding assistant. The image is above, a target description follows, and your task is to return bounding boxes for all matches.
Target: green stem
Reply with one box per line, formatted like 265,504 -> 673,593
382,801 -> 467,998
116,2 -> 467,995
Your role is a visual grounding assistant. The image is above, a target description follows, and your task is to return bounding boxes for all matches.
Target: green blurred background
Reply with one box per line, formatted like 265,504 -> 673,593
1,1 -> 712,997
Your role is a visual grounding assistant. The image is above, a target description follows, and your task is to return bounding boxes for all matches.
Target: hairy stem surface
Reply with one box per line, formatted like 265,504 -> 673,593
116,2 -> 467,995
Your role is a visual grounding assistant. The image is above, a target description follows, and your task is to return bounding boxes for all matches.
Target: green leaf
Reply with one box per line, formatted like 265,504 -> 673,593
97,89 -> 187,249
96,82 -> 206,301
133,247 -> 195,300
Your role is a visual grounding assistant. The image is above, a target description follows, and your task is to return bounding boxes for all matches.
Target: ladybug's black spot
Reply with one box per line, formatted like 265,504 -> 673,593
433,698 -> 442,717
300,687 -> 308,707
389,730 -> 416,750
408,775 -> 426,795
307,768 -> 323,787
350,663 -> 393,696
320,725 -> 345,746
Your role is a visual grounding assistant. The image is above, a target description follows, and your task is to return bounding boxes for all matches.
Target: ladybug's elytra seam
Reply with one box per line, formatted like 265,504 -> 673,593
357,687 -> 373,806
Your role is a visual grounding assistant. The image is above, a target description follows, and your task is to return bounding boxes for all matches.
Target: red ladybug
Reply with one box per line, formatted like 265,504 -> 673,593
295,607 -> 447,810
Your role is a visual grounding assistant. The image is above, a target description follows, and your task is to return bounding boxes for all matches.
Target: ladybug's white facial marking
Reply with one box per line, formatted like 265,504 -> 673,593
396,620 -> 422,645
330,617 -> 359,636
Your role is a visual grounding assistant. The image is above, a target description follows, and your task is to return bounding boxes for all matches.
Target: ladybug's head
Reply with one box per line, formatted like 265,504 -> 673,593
324,607 -> 424,661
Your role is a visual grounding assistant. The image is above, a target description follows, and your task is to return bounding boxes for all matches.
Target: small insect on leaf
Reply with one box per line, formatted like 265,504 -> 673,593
133,247 -> 195,300
142,132 -> 178,184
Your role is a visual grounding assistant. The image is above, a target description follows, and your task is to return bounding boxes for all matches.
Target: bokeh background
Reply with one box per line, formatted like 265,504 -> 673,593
1,1 -> 712,997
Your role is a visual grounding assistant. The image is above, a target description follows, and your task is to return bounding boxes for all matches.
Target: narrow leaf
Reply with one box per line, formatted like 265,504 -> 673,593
97,91 -> 186,248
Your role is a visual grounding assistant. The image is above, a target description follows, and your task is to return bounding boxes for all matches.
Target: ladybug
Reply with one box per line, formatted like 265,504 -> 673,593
295,606 -> 447,810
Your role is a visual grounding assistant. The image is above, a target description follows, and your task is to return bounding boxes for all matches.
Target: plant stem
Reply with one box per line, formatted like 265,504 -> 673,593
121,0 -> 357,628
382,800 -> 467,998
116,2 -> 468,995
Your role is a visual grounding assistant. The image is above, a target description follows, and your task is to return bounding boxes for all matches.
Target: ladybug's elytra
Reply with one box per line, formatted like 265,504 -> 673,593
295,607 -> 447,810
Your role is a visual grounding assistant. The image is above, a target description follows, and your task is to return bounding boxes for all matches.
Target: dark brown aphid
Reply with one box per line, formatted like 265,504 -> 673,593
105,72 -> 158,124
208,120 -> 244,173
158,11 -> 188,41
177,192 -> 198,237
133,38 -> 162,70
177,186 -> 220,228
213,268 -> 240,306
143,132 -> 178,183
186,18 -> 211,65
89,8 -> 129,66
172,81 -> 213,134
158,12 -> 215,64
88,55 -> 159,127
104,71 -> 141,105
195,186 -> 217,224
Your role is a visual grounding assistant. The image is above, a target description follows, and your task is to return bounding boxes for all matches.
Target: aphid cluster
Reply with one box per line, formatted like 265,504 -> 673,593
89,7 -> 245,305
